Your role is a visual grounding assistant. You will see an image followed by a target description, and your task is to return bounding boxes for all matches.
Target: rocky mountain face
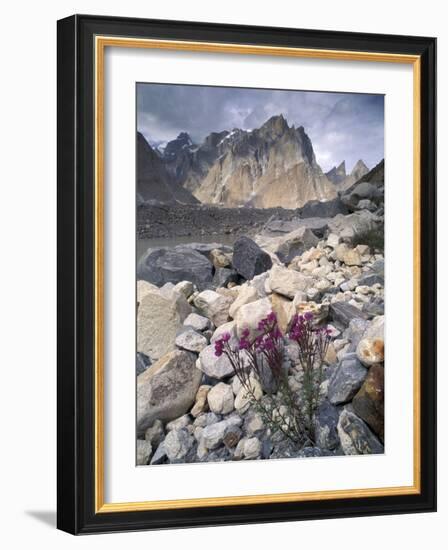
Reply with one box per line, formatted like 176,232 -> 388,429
161,115 -> 337,209
326,159 -> 369,191
137,132 -> 199,205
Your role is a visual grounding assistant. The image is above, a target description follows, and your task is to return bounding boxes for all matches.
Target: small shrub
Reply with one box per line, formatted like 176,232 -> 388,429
214,312 -> 330,448
352,226 -> 384,252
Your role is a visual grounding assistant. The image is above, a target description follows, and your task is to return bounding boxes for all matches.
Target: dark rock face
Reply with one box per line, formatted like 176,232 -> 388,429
352,365 -> 384,441
299,198 -> 348,219
328,356 -> 368,405
232,236 -> 273,280
358,273 -> 384,287
330,301 -> 371,328
213,267 -> 239,288
137,246 -> 213,290
338,407 -> 384,455
136,352 -> 151,376
315,400 -> 341,450
137,132 -> 199,205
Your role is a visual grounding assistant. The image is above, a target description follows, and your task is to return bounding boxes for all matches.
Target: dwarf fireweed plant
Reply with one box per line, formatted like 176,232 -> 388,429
214,311 -> 331,447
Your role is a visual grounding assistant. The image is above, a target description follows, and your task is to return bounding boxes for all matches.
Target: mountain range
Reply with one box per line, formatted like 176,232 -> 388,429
138,114 -> 372,209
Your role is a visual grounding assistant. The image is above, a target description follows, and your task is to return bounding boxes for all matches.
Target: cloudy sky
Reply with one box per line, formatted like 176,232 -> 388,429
137,83 -> 384,173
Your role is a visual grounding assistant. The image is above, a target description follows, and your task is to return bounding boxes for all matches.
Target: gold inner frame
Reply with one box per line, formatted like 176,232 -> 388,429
94,36 -> 421,514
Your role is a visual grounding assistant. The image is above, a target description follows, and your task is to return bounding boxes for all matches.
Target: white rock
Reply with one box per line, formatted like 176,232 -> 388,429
173,280 -> 195,299
137,285 -> 191,361
243,437 -> 262,459
207,382 -> 235,414
229,285 -> 259,318
201,416 -> 242,450
183,312 -> 212,332
210,321 -> 237,343
196,345 -> 235,379
166,414 -> 191,432
194,289 -> 233,327
327,233 -> 340,248
269,266 -> 314,298
175,329 -> 208,353
164,429 -> 194,462
136,440 -> 153,465
234,378 -> 263,412
235,297 -> 272,337
137,280 -> 159,303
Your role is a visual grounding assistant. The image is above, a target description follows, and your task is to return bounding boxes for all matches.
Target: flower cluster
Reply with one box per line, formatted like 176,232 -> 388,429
214,331 -> 231,357
211,310 -> 331,447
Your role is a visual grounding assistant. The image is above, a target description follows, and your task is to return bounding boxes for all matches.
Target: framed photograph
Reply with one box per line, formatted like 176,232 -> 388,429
57,14 -> 436,534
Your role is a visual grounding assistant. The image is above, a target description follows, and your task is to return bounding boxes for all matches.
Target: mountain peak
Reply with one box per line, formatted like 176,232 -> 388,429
337,161 -> 346,175
350,159 -> 369,179
261,114 -> 289,135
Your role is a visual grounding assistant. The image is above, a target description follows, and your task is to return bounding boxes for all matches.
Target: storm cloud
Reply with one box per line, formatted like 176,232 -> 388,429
137,83 -> 384,173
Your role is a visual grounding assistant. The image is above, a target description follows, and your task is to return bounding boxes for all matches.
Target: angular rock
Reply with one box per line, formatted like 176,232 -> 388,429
270,293 -> 293,333
315,400 -> 340,450
197,344 -> 235,379
136,439 -> 153,465
223,425 -> 242,449
136,352 -> 151,376
150,441 -> 167,465
145,419 -> 165,448
137,285 -> 191,361
210,248 -> 232,268
352,365 -> 384,441
267,227 -> 320,263
358,273 -> 384,287
173,280 -> 195,299
137,280 -> 159,303
328,211 -> 380,242
232,236 -> 273,280
137,350 -> 201,434
328,356 -> 368,405
183,312 -> 212,332
201,416 -> 243,450
337,407 -> 384,455
244,411 -> 265,437
234,378 -> 263,411
164,428 -> 194,462
207,382 -> 235,414
242,437 -> 262,459
269,266 -> 314,299
235,297 -> 272,337
175,328 -> 208,353
137,246 -> 213,290
357,338 -> 384,366
300,197 -> 348,219
330,301 -> 370,328
190,385 -> 211,417
166,414 -> 191,431
210,321 -> 237,343
194,289 -> 232,327
229,286 -> 259,318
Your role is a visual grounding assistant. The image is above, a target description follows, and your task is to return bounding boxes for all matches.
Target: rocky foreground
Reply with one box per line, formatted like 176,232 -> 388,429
135,196 -> 385,466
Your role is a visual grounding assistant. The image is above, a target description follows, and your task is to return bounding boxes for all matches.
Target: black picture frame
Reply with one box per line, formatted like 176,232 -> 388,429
57,14 -> 437,534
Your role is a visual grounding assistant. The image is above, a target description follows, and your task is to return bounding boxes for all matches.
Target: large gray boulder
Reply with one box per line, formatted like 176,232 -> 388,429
299,197 -> 348,218
232,236 -> 272,280
137,246 -> 214,290
328,210 -> 380,241
330,301 -> 370,328
137,350 -> 201,434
